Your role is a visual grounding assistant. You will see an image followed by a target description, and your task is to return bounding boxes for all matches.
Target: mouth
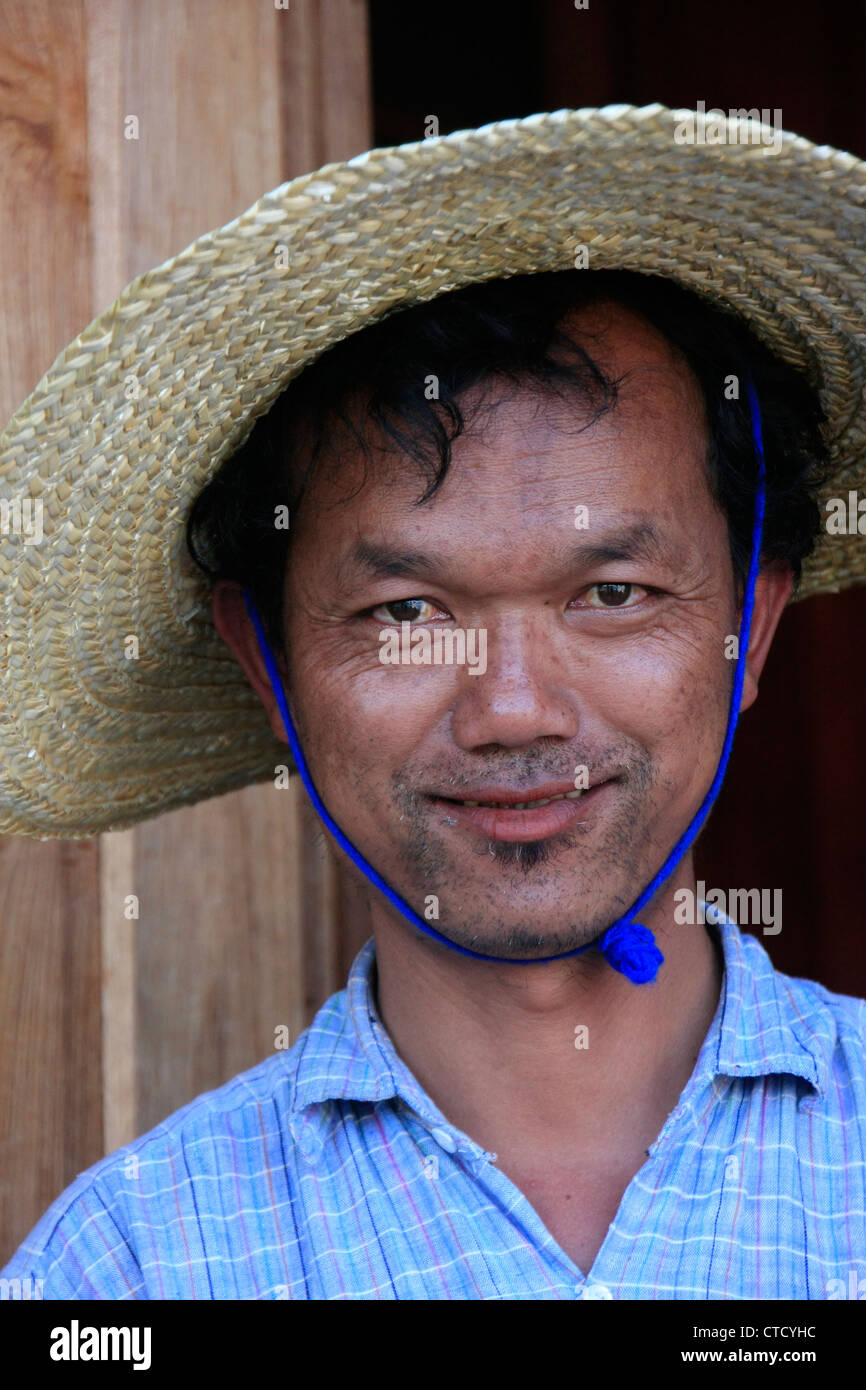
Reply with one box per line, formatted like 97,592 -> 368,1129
428,779 -> 616,842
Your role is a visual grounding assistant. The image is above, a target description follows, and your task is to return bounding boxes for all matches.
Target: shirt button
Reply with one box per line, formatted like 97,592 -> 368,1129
583,1284 -> 613,1300
431,1127 -> 457,1152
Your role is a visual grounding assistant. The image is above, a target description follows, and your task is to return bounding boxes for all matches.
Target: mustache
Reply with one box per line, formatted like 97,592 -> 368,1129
416,754 -> 644,794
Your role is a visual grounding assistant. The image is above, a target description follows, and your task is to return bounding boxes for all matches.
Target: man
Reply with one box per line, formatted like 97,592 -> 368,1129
1,105 -> 865,1299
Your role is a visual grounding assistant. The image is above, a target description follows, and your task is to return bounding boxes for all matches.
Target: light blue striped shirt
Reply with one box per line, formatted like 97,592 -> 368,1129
3,908 -> 866,1299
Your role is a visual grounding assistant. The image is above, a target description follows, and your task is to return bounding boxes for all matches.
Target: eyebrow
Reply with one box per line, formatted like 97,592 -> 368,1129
566,520 -> 679,569
342,522 -> 684,589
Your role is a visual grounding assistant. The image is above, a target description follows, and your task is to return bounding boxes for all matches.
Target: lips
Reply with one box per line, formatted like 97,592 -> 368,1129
434,780 -> 591,808
452,789 -> 585,810
429,779 -> 614,842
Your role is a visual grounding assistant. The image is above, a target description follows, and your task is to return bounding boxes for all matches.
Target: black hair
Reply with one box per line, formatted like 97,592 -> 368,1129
186,268 -> 830,660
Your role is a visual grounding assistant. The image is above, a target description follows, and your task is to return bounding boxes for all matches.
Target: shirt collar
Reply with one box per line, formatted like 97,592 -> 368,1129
701,903 -> 835,1096
289,937 -> 458,1160
289,908 -> 837,1157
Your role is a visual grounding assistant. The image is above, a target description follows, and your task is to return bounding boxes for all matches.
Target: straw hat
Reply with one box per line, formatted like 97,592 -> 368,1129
1,103 -> 864,840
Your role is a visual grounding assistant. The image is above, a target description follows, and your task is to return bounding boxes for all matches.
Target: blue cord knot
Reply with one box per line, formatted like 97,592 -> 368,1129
597,920 -> 665,984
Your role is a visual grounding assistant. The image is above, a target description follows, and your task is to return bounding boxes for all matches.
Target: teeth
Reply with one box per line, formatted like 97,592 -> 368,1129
459,790 -> 585,809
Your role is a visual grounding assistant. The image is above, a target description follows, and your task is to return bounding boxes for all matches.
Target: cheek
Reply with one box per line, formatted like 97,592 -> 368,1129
586,626 -> 732,774
288,636 -> 446,788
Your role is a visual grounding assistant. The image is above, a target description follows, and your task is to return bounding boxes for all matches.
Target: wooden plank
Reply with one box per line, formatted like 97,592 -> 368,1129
0,0 -> 104,1265
279,0 -> 372,173
135,783 -> 305,1133
0,835 -> 104,1264
100,829 -> 137,1153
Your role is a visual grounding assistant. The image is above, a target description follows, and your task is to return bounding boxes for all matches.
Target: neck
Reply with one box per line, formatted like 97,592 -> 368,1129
368,861 -> 723,1166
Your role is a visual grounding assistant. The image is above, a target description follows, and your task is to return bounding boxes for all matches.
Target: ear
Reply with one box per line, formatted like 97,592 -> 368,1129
738,564 -> 794,713
211,579 -> 290,744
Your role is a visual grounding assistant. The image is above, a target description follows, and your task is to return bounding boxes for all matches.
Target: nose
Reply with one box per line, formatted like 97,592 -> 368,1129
450,614 -> 580,752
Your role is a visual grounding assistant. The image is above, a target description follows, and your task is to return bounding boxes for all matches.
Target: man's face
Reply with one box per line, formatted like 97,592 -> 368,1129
276,302 -> 739,957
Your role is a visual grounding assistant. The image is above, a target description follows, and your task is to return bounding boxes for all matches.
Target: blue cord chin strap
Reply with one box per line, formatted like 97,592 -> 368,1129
242,379 -> 767,986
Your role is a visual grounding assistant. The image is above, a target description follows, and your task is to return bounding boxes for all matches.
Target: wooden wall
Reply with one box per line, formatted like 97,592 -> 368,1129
0,0 -> 372,1264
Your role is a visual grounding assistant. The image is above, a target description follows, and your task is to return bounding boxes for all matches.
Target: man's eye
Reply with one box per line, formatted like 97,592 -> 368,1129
370,598 -> 446,624
579,583 -> 648,609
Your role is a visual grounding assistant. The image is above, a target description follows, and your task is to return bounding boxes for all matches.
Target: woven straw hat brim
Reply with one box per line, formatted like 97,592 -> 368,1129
1,103 -> 865,839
